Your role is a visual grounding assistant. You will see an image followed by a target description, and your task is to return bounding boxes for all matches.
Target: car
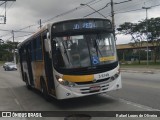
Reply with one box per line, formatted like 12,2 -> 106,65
3,62 -> 13,69
3,62 -> 17,71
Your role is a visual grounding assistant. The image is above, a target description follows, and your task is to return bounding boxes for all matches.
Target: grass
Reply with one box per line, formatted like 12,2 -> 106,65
0,61 -> 5,66
120,61 -> 160,69
1,60 -> 159,69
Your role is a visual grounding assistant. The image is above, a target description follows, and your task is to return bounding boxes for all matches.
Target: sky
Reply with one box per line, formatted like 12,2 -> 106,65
0,0 -> 160,44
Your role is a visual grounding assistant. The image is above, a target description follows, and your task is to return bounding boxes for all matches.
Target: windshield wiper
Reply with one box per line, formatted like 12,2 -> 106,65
94,39 -> 103,57
62,42 -> 71,64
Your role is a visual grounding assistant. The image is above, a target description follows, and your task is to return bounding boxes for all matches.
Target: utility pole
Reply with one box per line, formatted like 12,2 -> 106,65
142,6 -> 151,67
39,19 -> 42,29
4,1 -> 6,24
111,0 -> 115,38
0,0 -> 16,24
110,0 -> 132,39
12,30 -> 16,63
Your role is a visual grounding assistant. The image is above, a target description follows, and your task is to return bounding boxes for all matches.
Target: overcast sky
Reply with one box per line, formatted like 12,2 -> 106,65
0,0 -> 160,44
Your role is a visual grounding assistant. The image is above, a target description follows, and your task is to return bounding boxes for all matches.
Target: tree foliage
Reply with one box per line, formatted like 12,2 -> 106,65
117,17 -> 160,63
0,41 -> 19,61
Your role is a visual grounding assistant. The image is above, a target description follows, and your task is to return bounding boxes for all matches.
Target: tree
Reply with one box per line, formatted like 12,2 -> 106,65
117,22 -> 144,64
0,41 -> 19,61
117,17 -> 160,63
140,17 -> 160,63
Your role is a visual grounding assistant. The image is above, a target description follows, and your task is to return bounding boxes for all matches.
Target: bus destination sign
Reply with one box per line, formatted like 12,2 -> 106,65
52,19 -> 112,34
73,22 -> 96,30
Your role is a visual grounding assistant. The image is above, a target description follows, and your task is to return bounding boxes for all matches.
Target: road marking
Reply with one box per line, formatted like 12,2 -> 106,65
118,98 -> 160,111
14,98 -> 20,106
123,81 -> 160,89
102,94 -> 160,111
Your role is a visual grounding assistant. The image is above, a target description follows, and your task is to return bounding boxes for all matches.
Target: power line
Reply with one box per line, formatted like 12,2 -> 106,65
14,33 -> 33,38
42,0 -> 100,23
83,0 -> 132,18
0,28 -> 34,33
113,0 -> 141,14
115,8 -> 142,14
0,0 -> 101,38
84,2 -> 111,18
114,0 -> 159,16
115,3 -> 160,14
0,1 -> 5,6
1,0 -> 97,36
1,0 -> 160,40
6,1 -> 14,12
0,1 -> 6,15
4,36 -> 12,41
114,0 -> 132,5
110,0 -> 157,25
17,24 -> 38,31
0,32 -> 11,38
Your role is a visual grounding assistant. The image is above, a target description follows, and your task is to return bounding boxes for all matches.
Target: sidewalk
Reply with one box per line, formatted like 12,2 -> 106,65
120,67 -> 160,74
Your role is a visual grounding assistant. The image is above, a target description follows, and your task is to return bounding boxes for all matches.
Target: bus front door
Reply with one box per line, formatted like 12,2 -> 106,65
26,45 -> 34,86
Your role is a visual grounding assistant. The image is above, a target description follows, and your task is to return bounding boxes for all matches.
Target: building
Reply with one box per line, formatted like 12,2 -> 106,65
116,41 -> 160,62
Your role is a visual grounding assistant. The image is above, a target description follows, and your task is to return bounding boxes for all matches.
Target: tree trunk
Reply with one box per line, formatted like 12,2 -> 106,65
154,48 -> 157,63
138,49 -> 141,64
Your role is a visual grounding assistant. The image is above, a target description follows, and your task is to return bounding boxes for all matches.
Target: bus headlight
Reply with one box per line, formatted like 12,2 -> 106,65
110,69 -> 120,81
56,75 -> 75,87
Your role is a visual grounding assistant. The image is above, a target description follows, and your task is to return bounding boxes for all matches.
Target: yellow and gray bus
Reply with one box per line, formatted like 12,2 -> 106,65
17,18 -> 122,100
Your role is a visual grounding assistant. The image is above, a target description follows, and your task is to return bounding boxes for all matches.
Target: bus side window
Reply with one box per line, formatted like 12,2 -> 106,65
31,40 -> 36,61
21,47 -> 26,62
35,37 -> 43,61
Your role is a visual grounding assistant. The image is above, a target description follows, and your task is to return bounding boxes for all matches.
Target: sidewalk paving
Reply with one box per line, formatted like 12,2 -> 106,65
120,67 -> 160,74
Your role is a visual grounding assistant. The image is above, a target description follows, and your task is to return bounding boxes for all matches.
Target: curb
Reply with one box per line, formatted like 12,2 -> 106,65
120,69 -> 154,74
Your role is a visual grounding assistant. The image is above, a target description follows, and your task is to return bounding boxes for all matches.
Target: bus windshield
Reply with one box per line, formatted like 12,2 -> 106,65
53,33 -> 117,69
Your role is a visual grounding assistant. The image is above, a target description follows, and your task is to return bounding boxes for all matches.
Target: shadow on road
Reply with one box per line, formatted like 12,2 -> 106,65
49,94 -> 116,110
13,85 -> 117,111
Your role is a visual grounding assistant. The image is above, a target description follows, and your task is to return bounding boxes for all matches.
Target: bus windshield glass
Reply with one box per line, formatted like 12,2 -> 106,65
53,33 -> 117,69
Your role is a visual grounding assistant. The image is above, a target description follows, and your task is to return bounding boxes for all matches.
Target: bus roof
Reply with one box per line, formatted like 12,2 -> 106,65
17,18 -> 111,48
52,18 -> 110,25
17,23 -> 51,48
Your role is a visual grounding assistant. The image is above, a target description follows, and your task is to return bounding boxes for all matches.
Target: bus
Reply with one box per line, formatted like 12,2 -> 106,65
17,18 -> 122,100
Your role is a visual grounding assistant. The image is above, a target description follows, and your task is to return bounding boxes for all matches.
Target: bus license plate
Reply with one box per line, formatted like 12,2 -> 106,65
90,86 -> 100,92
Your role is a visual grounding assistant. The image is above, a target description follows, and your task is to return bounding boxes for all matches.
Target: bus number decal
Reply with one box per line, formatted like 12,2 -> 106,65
98,73 -> 109,79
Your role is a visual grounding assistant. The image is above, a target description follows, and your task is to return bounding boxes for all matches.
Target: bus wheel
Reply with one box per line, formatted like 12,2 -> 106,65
41,79 -> 51,101
25,74 -> 31,90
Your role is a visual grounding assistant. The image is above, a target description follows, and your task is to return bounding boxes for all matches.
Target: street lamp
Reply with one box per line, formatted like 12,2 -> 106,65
142,6 -> 151,66
80,3 -> 107,19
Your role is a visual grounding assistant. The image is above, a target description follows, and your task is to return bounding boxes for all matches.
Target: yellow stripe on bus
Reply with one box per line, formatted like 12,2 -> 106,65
62,75 -> 94,82
99,56 -> 116,62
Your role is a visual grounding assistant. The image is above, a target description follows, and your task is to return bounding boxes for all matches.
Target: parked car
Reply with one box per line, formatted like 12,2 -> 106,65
3,62 -> 17,71
3,62 -> 13,69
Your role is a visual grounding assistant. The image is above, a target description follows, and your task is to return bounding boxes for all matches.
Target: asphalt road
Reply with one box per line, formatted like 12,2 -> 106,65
0,66 -> 159,120
107,72 -> 160,110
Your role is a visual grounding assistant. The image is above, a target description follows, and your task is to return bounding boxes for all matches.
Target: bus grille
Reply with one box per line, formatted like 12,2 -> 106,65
75,77 -> 110,85
80,84 -> 109,94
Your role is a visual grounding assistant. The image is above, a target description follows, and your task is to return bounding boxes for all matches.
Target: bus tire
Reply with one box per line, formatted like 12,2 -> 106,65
25,74 -> 31,90
41,78 -> 51,102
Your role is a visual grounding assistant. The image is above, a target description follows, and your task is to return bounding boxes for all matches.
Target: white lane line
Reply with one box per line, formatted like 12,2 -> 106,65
14,98 -> 20,106
102,94 -> 160,111
118,98 -> 160,111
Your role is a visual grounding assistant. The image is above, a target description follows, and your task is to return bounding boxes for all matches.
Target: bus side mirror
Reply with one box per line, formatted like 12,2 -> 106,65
44,39 -> 49,52
47,32 -> 50,39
